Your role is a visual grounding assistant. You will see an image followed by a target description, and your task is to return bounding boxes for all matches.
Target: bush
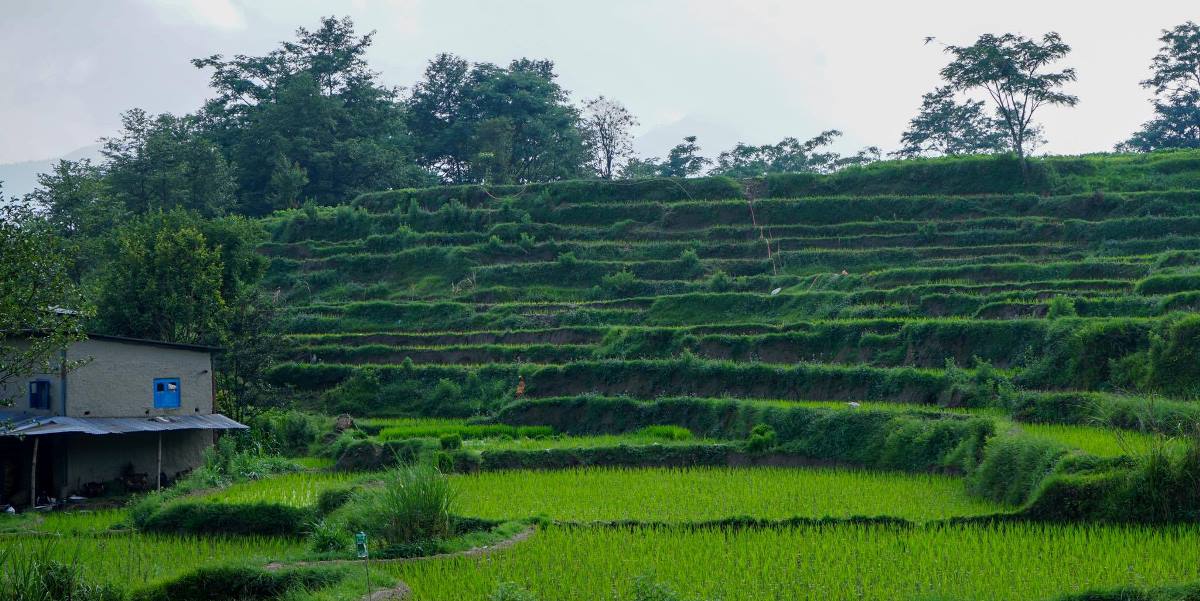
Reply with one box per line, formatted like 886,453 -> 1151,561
745,424 -> 777,453
131,565 -> 341,601
634,425 -> 693,441
0,545 -> 123,601
342,464 -> 457,546
440,433 -> 463,450
139,501 -> 313,537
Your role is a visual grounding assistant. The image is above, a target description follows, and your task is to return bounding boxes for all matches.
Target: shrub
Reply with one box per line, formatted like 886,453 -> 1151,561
139,501 -> 313,537
131,566 -> 341,601
745,424 -> 778,453
344,464 -> 458,546
440,433 -> 463,450
1047,296 -> 1077,319
634,425 -> 693,441
0,544 -> 123,601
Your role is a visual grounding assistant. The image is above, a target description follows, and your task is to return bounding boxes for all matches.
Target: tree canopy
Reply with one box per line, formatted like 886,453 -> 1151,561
1120,21 -> 1200,151
894,86 -> 1009,158
939,32 -> 1077,172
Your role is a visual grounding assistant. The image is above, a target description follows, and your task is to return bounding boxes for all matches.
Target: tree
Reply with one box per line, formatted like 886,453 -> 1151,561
28,159 -> 121,239
265,155 -> 309,211
582,96 -> 638,178
0,191 -> 87,403
1120,22 -> 1200,151
406,54 -> 590,184
92,210 -> 268,345
939,32 -> 1078,177
659,136 -> 711,177
712,131 -> 880,177
894,86 -> 1009,158
101,109 -> 237,216
194,16 -> 428,213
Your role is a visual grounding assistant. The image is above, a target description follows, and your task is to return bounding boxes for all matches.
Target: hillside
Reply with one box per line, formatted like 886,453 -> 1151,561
260,152 -> 1200,427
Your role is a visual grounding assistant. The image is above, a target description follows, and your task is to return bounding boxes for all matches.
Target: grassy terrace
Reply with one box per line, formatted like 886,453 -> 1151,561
388,523 -> 1200,601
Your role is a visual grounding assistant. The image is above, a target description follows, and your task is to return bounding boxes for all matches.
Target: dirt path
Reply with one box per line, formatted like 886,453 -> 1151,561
263,525 -> 536,600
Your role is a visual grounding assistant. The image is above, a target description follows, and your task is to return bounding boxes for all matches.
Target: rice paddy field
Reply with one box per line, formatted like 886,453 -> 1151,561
451,466 -> 1007,522
0,533 -> 306,589
15,159 -> 1200,600
203,471 -> 370,507
387,523 -> 1200,601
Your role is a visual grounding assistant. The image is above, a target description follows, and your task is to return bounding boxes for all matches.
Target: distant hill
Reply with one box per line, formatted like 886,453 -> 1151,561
0,143 -> 103,197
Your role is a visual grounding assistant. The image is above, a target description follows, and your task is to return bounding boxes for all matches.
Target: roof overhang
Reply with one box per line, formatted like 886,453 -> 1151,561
0,413 -> 247,437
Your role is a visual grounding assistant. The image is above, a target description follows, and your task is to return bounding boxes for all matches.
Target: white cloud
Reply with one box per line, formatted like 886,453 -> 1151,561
145,0 -> 247,31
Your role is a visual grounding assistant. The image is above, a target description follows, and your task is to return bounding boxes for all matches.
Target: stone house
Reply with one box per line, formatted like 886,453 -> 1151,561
0,335 -> 246,507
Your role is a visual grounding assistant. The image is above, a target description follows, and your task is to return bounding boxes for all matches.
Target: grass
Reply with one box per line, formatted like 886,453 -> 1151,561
0,533 -> 307,589
450,466 -> 1007,523
202,472 -> 371,507
388,522 -> 1200,601
1007,422 -> 1173,457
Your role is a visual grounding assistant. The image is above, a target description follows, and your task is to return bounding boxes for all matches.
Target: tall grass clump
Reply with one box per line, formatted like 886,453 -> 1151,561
0,541 -> 123,601
315,464 -> 459,554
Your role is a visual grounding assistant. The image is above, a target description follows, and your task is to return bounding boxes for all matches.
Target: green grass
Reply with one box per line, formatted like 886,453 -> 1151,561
388,522 -> 1200,601
201,472 -> 371,507
1011,422 -> 1177,457
451,466 -> 1007,523
0,533 -> 306,589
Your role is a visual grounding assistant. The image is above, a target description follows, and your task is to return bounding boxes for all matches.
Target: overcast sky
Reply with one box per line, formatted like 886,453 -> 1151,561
2,0 -> 1198,166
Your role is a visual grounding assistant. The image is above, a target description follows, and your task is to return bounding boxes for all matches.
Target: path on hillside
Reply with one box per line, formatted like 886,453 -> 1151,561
263,526 -> 537,600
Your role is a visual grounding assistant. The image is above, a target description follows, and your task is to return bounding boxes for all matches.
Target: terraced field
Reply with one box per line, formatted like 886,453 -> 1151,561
246,161 -> 1200,598
264,176 -> 1200,426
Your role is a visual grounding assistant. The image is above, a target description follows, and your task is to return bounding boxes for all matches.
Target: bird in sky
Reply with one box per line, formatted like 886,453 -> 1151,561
923,36 -> 936,45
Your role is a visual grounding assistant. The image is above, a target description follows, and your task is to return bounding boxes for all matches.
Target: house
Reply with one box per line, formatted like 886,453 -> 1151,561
0,335 -> 246,508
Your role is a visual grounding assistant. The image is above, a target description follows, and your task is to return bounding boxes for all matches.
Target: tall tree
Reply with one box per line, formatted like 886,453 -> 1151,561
27,159 -> 121,241
101,109 -> 237,216
0,192 -> 87,402
659,136 -> 711,177
581,96 -> 638,179
92,210 -> 267,345
1120,21 -> 1200,151
194,16 -> 427,213
406,55 -> 590,184
894,86 -> 1009,158
712,131 -> 880,177
940,32 -> 1078,177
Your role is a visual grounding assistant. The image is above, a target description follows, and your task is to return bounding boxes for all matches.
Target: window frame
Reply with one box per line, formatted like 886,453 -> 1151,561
29,380 -> 51,410
153,377 -> 181,409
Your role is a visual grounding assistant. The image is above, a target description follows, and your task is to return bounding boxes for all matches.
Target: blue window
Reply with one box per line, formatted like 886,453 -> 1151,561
153,378 -> 181,409
29,380 -> 51,410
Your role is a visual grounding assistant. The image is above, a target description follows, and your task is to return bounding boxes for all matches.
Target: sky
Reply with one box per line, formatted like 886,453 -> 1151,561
1,0 -> 1198,169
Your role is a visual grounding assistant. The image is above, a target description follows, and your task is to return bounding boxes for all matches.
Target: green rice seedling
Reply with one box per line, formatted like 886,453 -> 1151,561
1008,422 -> 1172,457
388,522 -> 1200,601
202,472 -> 371,507
0,533 -> 306,590
450,466 -> 1006,522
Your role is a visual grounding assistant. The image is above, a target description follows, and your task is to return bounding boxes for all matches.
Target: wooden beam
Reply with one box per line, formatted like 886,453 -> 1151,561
29,437 -> 39,509
156,433 -> 163,491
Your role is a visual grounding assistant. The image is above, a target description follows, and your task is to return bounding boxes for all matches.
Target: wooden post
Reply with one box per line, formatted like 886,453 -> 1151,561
29,437 -> 39,509
156,433 -> 163,491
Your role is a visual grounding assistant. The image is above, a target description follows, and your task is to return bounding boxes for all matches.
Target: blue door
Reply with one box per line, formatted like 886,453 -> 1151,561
153,378 -> 181,409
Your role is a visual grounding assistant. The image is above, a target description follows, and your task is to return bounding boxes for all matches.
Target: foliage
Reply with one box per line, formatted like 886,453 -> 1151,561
894,86 -> 1009,158
330,464 -> 458,547
194,16 -> 428,213
0,196 -> 87,404
582,96 -> 638,179
712,131 -> 879,177
1121,22 -> 1200,152
407,53 -> 589,184
939,32 -> 1078,173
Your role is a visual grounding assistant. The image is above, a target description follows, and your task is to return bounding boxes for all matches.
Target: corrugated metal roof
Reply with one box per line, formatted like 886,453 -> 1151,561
0,414 -> 247,436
